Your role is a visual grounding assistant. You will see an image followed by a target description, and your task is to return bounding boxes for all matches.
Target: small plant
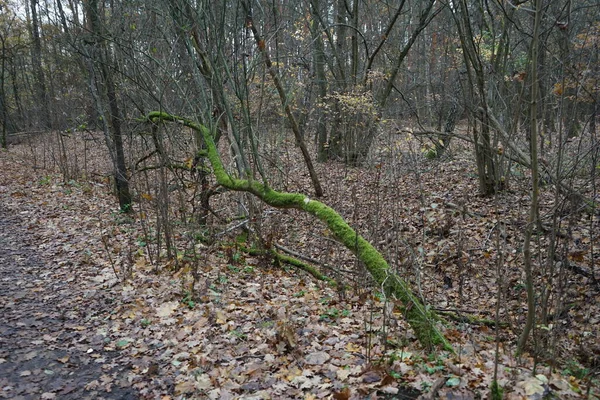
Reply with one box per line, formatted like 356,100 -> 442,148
422,145 -> 438,160
260,320 -> 275,329
490,380 -> 503,400
181,291 -> 195,309
230,329 -> 247,340
562,360 -> 590,380
140,318 -> 151,328
293,290 -> 306,298
38,175 -> 52,186
373,291 -> 385,302
388,370 -> 402,379
67,179 -> 80,188
424,364 -> 445,374
320,307 -> 350,321
227,264 -> 240,273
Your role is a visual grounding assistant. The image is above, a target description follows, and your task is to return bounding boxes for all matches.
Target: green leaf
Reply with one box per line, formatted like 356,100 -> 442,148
116,338 -> 133,349
446,377 -> 461,387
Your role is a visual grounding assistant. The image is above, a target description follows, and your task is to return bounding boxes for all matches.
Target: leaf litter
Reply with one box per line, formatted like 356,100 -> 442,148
0,133 -> 599,399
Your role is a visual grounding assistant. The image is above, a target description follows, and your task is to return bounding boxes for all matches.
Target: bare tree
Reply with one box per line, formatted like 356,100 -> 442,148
81,0 -> 132,211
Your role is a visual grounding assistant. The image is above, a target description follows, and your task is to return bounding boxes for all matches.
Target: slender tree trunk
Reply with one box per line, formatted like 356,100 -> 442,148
350,0 -> 359,86
379,0 -> 437,109
517,0 -> 542,355
310,0 -> 328,162
242,1 -> 323,197
101,58 -> 132,211
29,0 -> 51,130
452,0 -> 500,195
82,0 -> 132,212
0,32 -> 7,149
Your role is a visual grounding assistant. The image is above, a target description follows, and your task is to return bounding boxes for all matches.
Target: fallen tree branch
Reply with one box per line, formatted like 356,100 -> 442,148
398,128 -> 474,145
146,111 -> 453,352
274,243 -> 321,265
242,245 -> 334,284
437,310 -> 507,328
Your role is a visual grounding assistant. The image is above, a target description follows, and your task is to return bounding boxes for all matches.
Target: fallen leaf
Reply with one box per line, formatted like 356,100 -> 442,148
446,376 -> 461,387
216,309 -> 227,324
333,387 -> 350,400
174,380 -> 196,395
116,338 -> 134,349
305,351 -> 330,365
157,301 -> 179,318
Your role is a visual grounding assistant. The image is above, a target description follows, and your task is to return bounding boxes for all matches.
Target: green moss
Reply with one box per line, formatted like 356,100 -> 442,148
146,111 -> 453,352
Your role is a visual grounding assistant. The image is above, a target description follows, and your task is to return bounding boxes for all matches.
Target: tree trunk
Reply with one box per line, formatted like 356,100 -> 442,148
379,0 -> 437,109
517,0 -> 542,355
0,31 -> 7,149
242,1 -> 323,197
452,0 -> 501,196
29,0 -> 51,130
310,0 -> 328,162
82,0 -> 132,212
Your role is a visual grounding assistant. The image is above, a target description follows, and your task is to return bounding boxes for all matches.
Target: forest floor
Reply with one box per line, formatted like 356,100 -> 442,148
0,131 -> 599,400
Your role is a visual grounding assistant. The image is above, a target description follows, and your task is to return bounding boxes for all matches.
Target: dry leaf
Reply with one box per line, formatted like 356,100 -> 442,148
156,301 -> 179,318
305,351 -> 330,365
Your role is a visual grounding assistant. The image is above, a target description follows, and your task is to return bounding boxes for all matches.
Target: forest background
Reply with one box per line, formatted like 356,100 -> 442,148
0,0 -> 598,398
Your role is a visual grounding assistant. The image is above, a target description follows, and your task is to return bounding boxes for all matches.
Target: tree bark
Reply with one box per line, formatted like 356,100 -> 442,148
82,0 -> 132,212
310,0 -> 328,162
517,0 -> 542,355
29,0 -> 51,130
451,0 -> 501,196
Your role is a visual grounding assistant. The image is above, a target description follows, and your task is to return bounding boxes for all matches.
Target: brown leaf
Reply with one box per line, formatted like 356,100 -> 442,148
332,387 -> 351,400
305,351 -> 330,365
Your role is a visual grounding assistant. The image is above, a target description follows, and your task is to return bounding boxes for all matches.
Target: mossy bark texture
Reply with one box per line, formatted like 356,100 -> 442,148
146,111 -> 452,351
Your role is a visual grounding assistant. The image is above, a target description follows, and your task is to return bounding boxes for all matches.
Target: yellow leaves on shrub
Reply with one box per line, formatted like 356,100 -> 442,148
553,82 -> 564,96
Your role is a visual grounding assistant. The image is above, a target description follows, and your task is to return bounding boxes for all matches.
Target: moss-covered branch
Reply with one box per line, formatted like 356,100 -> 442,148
241,245 -> 335,285
146,111 -> 452,352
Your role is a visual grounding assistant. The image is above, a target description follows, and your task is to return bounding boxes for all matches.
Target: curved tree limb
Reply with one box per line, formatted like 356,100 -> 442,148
146,111 -> 453,352
240,1 -> 323,197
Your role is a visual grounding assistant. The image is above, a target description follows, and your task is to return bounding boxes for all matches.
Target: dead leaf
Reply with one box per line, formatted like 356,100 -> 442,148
517,375 -> 548,399
174,380 -> 196,395
156,301 -> 179,318
333,387 -> 350,400
215,309 -> 227,324
305,351 -> 330,365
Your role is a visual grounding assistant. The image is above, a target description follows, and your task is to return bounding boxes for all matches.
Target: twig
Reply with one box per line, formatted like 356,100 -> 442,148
445,201 -> 486,218
418,377 -> 446,400
101,234 -> 121,282
274,243 -> 321,265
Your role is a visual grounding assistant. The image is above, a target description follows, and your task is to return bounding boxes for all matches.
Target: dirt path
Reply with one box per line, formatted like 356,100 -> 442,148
0,206 -> 137,400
